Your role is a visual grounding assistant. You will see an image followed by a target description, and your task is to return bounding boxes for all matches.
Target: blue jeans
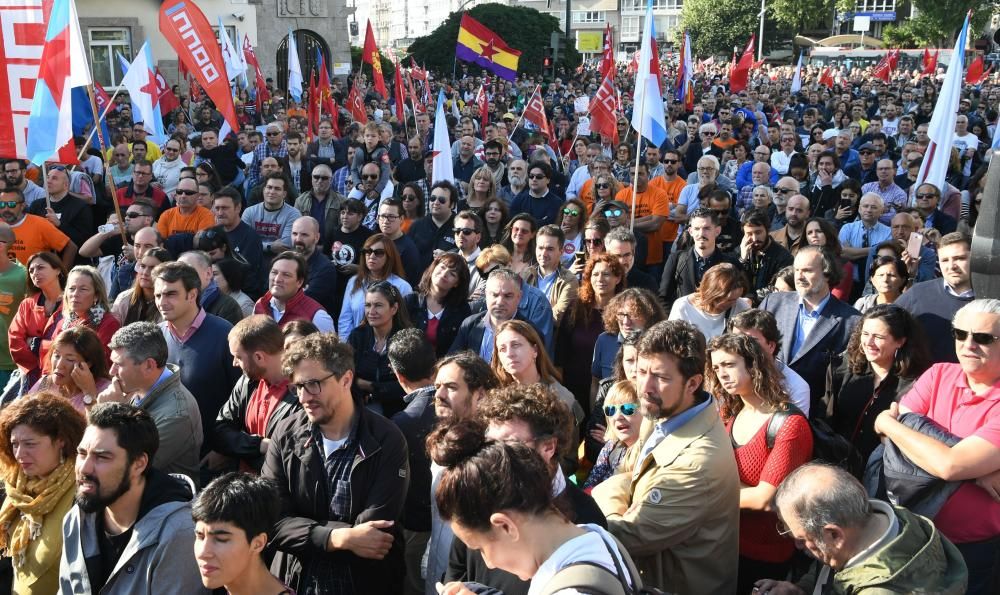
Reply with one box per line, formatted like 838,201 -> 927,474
957,538 -> 1000,595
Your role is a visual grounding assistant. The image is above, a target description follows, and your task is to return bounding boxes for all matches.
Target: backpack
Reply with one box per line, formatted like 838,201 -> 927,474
539,529 -> 666,595
765,402 -> 863,477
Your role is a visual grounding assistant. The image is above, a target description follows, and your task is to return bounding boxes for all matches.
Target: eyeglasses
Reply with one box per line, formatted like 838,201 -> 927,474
378,213 -> 400,221
595,183 -> 610,190
362,174 -> 379,180
774,187 -> 795,194
174,189 -> 198,196
528,173 -> 547,180
584,238 -> 604,246
430,194 -> 450,204
562,208 -> 580,217
362,248 -> 387,257
134,170 -> 152,176
291,372 -> 336,395
0,201 -> 21,208
951,327 -> 1000,346
604,403 -> 638,417
915,193 -> 937,199
125,211 -> 144,218
661,159 -> 678,164
776,520 -> 793,537
603,209 -> 623,217
454,227 -> 478,236
312,175 -> 331,181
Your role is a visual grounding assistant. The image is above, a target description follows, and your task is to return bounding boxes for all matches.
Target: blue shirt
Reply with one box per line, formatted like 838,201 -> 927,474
791,292 -> 832,360
838,220 -> 892,280
536,270 -> 558,300
136,367 -> 173,407
635,392 -> 714,478
479,318 -> 495,363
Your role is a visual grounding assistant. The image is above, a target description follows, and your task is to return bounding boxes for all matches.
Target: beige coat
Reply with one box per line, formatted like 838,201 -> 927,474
592,398 -> 740,595
523,265 -> 579,326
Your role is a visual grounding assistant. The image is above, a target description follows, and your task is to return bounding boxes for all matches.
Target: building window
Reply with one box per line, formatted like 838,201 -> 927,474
621,15 -> 640,41
572,11 -> 605,24
89,28 -> 131,88
855,0 -> 895,12
622,0 -> 682,11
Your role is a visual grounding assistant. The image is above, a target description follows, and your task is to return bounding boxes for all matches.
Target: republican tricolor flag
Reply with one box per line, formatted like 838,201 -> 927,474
26,0 -> 91,165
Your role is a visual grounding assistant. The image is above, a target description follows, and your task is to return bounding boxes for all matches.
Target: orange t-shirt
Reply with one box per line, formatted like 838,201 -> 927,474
614,184 -> 670,264
648,175 -> 686,243
156,206 -> 215,238
8,215 -> 70,265
580,178 -> 597,215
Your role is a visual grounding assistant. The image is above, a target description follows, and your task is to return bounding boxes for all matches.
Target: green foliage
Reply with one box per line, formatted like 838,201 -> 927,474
881,16 -> 947,48
350,46 -> 395,79
910,0 -> 999,44
680,0 -> 764,56
406,3 -> 580,78
768,0 -> 836,32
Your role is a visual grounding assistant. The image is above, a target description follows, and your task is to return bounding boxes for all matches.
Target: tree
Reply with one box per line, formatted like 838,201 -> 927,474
350,46 -> 395,79
680,0 -> 775,56
767,0 -> 836,34
909,0 -> 998,45
406,3 -> 580,78
881,15 -> 951,49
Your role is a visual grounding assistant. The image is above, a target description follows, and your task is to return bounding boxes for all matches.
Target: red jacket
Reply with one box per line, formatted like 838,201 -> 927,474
9,293 -> 56,373
253,289 -> 323,327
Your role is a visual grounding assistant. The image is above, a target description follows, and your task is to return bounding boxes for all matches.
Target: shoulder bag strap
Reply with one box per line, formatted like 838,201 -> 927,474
539,562 -> 627,595
765,403 -> 807,450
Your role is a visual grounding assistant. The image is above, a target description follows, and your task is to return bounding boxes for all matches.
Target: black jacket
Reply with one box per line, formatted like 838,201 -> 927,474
448,311 -> 529,356
305,250 -> 340,316
742,239 -> 795,301
28,193 -> 92,254
404,293 -> 472,358
390,387 -> 436,532
831,363 -> 917,461
214,374 -> 301,471
262,407 -> 409,595
659,248 -> 742,308
347,325 -> 406,417
407,215 -> 457,271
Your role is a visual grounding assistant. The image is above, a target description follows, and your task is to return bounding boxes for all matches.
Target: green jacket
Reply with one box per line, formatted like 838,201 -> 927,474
799,503 -> 967,594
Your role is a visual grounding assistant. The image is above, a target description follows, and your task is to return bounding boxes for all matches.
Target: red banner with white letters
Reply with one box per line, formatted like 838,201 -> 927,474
0,0 -> 55,159
159,0 -> 238,132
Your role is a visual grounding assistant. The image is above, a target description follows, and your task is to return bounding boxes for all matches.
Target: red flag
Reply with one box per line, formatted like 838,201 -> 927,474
362,20 -> 388,98
819,67 -> 835,89
393,61 -> 406,123
409,58 -> 427,81
590,74 -> 619,145
405,72 -> 422,114
346,80 -> 367,123
599,24 -> 615,79
966,55 -> 992,84
522,85 -> 548,132
729,35 -> 755,93
316,55 -> 337,135
159,0 -> 239,132
921,48 -> 934,76
154,67 -> 180,114
872,49 -> 899,83
475,83 -> 489,132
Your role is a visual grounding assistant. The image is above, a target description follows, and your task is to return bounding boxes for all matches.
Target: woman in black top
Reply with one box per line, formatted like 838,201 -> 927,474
831,304 -> 931,461
403,252 -> 471,357
347,282 -> 413,417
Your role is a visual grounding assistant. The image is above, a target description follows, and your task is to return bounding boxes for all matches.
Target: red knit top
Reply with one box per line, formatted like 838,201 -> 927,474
726,413 -> 813,563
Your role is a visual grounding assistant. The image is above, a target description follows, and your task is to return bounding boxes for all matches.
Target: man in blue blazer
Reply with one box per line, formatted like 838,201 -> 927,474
761,246 -> 861,416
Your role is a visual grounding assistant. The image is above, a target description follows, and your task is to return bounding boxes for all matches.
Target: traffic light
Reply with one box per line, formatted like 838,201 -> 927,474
543,47 -> 554,76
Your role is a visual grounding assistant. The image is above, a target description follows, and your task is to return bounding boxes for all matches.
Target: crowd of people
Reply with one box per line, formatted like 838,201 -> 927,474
0,50 -> 996,595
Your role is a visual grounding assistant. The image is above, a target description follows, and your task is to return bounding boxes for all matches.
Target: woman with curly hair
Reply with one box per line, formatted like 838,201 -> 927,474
556,254 -> 626,412
705,333 -> 813,594
592,288 -> 665,391
0,391 -> 86,594
830,304 -> 930,461
39,266 -> 120,376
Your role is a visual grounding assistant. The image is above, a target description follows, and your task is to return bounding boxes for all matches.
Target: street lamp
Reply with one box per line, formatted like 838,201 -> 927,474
758,0 -> 765,62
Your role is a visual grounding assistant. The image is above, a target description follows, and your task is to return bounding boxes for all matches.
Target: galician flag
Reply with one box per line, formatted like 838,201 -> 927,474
117,42 -> 167,144
915,12 -> 971,193
26,0 -> 91,165
431,90 -> 455,184
630,0 -> 667,146
218,18 -> 247,83
287,29 -> 304,103
789,52 -> 804,94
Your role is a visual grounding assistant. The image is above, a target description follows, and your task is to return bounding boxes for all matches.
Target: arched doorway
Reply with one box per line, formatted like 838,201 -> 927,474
276,30 -> 330,93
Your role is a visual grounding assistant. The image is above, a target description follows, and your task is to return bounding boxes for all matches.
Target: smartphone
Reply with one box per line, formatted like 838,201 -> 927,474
907,231 -> 923,256
839,198 -> 853,210
575,250 -> 587,264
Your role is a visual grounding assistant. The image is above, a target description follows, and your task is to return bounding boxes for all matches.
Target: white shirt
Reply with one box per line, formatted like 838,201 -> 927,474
778,360 -> 811,417
527,524 -> 635,595
770,150 -> 797,175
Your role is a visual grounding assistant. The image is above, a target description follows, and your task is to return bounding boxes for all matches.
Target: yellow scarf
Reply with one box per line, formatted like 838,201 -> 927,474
0,459 -> 76,568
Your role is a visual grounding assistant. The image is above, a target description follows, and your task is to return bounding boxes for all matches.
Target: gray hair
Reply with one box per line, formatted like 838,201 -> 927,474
109,322 -> 168,368
592,155 -> 612,167
859,192 -> 884,210
698,122 -> 718,135
955,299 -> 1000,321
697,155 -> 720,171
487,267 -> 523,291
774,463 -> 872,545
605,227 -> 637,247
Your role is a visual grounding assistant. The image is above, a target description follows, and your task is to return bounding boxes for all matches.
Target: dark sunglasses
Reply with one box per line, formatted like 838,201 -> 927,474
661,159 -> 678,164
915,193 -> 938,199
429,194 -> 450,204
604,403 -> 638,417
774,188 -> 795,194
362,248 -> 386,257
174,189 -> 198,196
562,208 -> 580,217
266,131 -> 281,136
454,227 -> 478,236
584,238 -> 604,246
312,175 -> 331,181
603,209 -> 623,217
0,201 -> 21,208
595,183 -> 610,190
528,173 -> 547,180
125,211 -> 144,218
952,327 -> 1000,346
362,174 -> 379,180
401,194 -> 418,201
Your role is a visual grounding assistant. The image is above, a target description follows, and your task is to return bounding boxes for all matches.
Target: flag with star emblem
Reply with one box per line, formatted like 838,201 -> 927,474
456,13 -> 521,82
363,20 -> 388,98
116,42 -> 166,144
26,0 -> 90,165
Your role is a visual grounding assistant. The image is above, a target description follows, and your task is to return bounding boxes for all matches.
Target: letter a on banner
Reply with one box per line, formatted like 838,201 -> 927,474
159,0 -> 239,134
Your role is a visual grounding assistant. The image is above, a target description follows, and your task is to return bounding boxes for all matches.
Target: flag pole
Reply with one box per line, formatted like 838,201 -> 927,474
85,85 -> 129,247
629,81 -> 648,234
505,85 -> 536,144
74,85 -> 126,163
42,162 -> 51,211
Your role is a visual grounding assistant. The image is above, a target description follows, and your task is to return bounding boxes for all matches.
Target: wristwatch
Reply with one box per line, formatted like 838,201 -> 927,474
82,394 -> 95,407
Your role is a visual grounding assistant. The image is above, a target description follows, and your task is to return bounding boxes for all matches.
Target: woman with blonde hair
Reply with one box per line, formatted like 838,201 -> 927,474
668,262 -> 750,340
39,265 -> 120,375
586,174 -> 621,216
705,333 -> 813,594
583,380 -> 644,490
458,166 -> 497,217
0,391 -> 86,594
469,244 -> 512,302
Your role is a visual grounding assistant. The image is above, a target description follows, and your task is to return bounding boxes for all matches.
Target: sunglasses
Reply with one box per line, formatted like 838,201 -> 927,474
125,211 -> 144,218
528,173 -> 547,180
595,183 -> 610,190
774,188 -> 795,194
312,175 -> 331,181
454,227 -> 478,236
584,238 -> 604,246
362,174 -> 379,180
603,209 -> 623,217
915,193 -> 937,199
174,189 -> 198,196
362,248 -> 386,257
266,131 -> 281,136
951,327 -> 1000,346
0,201 -> 21,208
401,194 -> 418,201
661,159 -> 678,164
604,403 -> 638,417
429,194 -> 450,204
562,208 -> 580,217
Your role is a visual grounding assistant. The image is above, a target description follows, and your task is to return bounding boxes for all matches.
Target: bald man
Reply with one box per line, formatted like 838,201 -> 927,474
291,216 -> 339,314
27,167 -> 93,254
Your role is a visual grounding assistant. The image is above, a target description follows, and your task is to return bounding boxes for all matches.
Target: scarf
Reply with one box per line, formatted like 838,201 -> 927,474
0,459 -> 76,567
